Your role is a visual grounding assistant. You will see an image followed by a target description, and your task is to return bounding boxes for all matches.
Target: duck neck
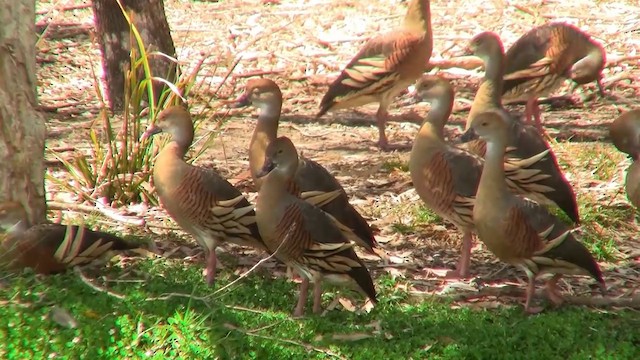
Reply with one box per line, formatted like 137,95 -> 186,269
477,136 -> 509,202
403,0 -> 431,34
257,169 -> 293,218
417,94 -> 453,143
169,124 -> 194,159
468,51 -> 504,128
249,100 -> 282,182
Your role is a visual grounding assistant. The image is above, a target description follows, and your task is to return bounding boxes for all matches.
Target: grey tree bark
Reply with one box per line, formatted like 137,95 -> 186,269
92,0 -> 178,112
0,0 -> 47,224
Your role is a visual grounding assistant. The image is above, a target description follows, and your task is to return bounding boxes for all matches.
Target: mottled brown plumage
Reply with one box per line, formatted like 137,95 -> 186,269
625,161 -> 640,210
230,78 -> 378,254
609,110 -> 640,209
411,75 -> 566,278
503,23 -> 606,131
0,202 -> 137,274
316,0 -> 432,150
143,106 -> 265,285
255,136 -> 376,317
609,110 -> 640,159
467,110 -> 605,313
463,31 -> 580,224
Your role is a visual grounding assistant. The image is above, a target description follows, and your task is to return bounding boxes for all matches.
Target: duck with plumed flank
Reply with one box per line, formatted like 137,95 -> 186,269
502,23 -> 606,132
255,136 -> 377,317
464,110 -> 606,314
609,109 -> 640,209
410,75 -> 572,278
462,31 -> 581,225
142,106 -> 266,286
0,201 -> 139,274
316,0 -> 432,150
229,78 -> 379,255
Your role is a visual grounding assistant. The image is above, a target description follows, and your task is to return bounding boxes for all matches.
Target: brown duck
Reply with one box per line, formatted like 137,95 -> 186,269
230,78 -> 378,254
411,75 -> 561,278
466,110 -> 605,313
255,136 -> 377,316
609,109 -> 640,209
503,23 -> 606,132
0,201 -> 137,274
143,106 -> 266,285
316,0 -> 433,150
463,31 -> 580,224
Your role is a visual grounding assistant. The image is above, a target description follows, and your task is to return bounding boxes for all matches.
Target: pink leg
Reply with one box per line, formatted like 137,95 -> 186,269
293,277 -> 310,317
446,230 -> 472,279
523,99 -> 534,124
532,102 -> 545,134
375,107 -> 390,150
312,280 -> 323,314
206,251 -> 217,286
525,97 -> 547,135
524,276 -> 544,314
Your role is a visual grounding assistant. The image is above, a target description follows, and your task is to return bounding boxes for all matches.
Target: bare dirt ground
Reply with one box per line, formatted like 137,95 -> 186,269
36,0 -> 640,310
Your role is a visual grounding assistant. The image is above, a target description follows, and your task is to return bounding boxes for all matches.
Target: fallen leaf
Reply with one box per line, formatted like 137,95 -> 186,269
423,268 -> 450,277
365,319 -> 382,332
422,342 -> 435,351
338,297 -> 356,312
50,306 -> 77,329
331,332 -> 372,341
383,267 -> 405,278
324,297 -> 340,312
363,298 -> 375,313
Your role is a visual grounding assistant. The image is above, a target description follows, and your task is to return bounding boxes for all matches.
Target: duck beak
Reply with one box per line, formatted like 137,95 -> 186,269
227,92 -> 251,108
141,124 -> 162,141
256,159 -> 276,178
460,128 -> 478,143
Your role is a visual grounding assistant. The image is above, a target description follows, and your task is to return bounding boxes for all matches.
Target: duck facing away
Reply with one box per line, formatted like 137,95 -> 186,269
466,110 -> 606,313
502,23 -> 606,132
255,136 -> 377,317
143,106 -> 266,286
463,31 -> 580,224
316,0 -> 433,150
0,202 -> 138,274
230,78 -> 378,254
411,75 -> 568,278
609,109 -> 640,209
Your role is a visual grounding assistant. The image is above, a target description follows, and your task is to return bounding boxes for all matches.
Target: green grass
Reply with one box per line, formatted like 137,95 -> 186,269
1,259 -> 638,359
381,159 -> 409,173
391,205 -> 443,235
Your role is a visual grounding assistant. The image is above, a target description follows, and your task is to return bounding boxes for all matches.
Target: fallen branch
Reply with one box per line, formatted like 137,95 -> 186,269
233,69 -> 285,79
48,201 -> 145,226
75,268 -> 126,300
145,292 -> 212,303
606,55 -> 640,67
37,103 -> 78,112
223,323 -> 347,360
212,224 -> 297,298
36,23 -> 93,39
36,3 -> 91,15
429,56 -> 483,70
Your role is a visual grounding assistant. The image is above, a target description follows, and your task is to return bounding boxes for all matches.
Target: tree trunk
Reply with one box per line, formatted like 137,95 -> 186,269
0,0 -> 47,224
92,0 -> 178,112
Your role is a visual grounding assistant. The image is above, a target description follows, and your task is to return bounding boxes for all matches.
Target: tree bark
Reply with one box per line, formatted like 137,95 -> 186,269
0,0 -> 47,224
92,0 -> 178,112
